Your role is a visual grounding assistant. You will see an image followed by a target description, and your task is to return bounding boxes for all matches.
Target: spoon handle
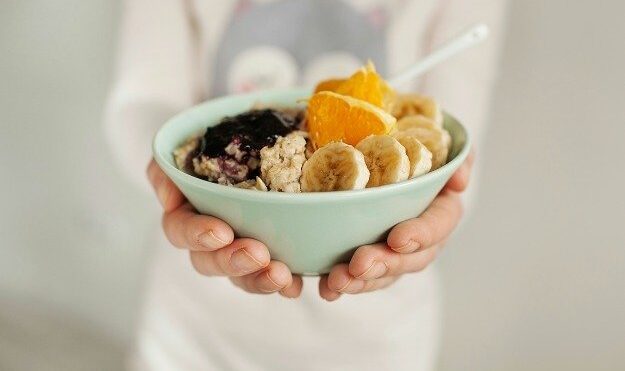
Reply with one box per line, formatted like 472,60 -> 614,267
388,23 -> 490,88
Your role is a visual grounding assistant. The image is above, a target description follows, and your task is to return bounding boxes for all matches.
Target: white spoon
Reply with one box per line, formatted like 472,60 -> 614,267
387,23 -> 490,88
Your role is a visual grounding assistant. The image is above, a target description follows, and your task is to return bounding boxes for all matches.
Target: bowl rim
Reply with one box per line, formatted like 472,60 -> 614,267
153,88 -> 471,204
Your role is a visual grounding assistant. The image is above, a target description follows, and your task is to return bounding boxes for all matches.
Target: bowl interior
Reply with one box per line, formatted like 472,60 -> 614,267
153,87 -> 469,199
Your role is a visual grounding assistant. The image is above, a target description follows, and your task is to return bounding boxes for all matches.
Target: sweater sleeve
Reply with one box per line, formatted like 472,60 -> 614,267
104,0 -> 200,191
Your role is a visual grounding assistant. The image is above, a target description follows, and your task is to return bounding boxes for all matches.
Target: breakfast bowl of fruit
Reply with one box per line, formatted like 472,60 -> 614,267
153,63 -> 470,274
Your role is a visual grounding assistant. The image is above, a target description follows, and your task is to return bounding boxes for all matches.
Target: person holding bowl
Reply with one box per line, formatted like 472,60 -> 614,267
105,0 -> 506,370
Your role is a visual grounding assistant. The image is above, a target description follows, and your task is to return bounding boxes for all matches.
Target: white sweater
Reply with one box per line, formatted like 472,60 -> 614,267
105,1 -> 506,370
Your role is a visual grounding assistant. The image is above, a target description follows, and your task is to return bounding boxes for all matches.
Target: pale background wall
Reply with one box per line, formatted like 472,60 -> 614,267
1,1 -> 623,370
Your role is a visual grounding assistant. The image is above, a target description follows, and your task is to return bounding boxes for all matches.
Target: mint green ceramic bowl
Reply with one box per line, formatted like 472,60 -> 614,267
153,88 -> 470,275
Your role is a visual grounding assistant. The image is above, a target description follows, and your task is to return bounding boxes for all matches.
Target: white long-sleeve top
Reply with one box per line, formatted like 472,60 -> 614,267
105,1 -> 506,370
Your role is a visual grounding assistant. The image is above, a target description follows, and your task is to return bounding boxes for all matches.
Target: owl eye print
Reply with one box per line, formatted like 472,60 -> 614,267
227,46 -> 299,93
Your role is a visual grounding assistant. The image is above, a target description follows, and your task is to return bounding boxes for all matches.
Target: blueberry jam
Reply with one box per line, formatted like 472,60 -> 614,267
199,109 -> 301,158
188,108 -> 303,184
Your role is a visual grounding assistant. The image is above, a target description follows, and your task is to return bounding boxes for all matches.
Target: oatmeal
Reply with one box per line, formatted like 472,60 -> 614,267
260,131 -> 307,192
174,108 -> 303,185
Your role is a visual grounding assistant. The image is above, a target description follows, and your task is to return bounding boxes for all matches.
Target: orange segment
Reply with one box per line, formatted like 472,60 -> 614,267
314,78 -> 347,93
335,61 -> 395,110
307,91 -> 397,148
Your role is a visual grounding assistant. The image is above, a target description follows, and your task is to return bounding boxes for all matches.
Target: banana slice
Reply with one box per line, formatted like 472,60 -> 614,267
356,135 -> 410,187
394,127 -> 450,170
400,121 -> 452,151
396,136 -> 433,178
395,114 -> 440,132
390,94 -> 443,127
300,142 -> 369,192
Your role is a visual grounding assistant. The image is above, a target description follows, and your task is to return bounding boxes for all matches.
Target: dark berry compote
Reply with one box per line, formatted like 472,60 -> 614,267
183,108 -> 303,184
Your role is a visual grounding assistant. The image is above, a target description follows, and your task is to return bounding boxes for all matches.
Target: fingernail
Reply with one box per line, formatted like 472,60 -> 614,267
337,278 -> 364,294
356,261 -> 388,280
259,271 -> 283,293
394,239 -> 420,253
230,249 -> 263,273
198,231 -> 227,250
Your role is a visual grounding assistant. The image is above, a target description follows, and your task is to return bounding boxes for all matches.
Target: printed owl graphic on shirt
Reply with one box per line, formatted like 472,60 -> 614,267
211,0 -> 389,96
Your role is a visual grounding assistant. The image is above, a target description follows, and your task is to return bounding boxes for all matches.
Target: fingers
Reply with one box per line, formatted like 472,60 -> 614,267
229,261 -> 303,298
162,203 -> 235,251
318,245 -> 438,299
148,159 -> 235,252
445,148 -> 475,193
147,159 -> 185,212
189,238 -> 270,277
324,264 -> 399,295
280,275 -> 304,298
317,149 -> 471,300
348,243 -> 439,280
319,275 -> 341,301
146,159 -> 302,298
386,190 -> 463,253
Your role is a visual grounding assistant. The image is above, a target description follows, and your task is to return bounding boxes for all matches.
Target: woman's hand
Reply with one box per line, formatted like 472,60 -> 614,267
318,150 -> 475,301
147,159 -> 303,298
147,147 -> 474,301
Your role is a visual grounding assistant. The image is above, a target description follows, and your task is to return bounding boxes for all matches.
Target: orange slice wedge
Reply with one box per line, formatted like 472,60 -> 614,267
307,91 -> 397,148
335,61 -> 395,110
312,62 -> 395,111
